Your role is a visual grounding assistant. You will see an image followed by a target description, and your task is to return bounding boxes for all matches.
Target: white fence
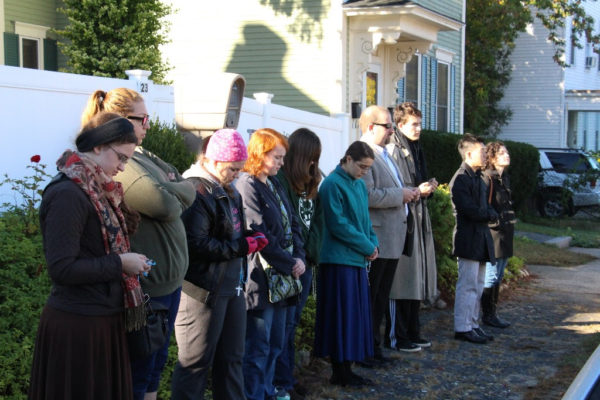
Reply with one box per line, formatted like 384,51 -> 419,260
0,66 -> 349,206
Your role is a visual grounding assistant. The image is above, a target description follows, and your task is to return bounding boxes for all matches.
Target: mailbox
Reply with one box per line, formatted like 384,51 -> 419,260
175,72 -> 246,133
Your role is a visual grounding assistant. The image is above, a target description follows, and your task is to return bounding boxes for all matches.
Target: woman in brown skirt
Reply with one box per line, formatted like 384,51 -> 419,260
29,112 -> 151,400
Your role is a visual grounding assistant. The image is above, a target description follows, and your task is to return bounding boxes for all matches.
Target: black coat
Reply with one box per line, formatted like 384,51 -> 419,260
40,175 -> 124,316
181,170 -> 249,297
234,173 -> 306,310
483,169 -> 515,259
449,162 -> 498,263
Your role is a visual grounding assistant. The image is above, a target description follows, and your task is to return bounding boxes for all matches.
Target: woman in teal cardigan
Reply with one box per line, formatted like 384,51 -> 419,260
314,141 -> 378,387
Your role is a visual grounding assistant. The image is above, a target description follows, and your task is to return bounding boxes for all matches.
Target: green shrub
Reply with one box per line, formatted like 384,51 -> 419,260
427,184 -> 457,299
420,131 -> 539,212
504,256 -> 525,282
142,119 -> 197,174
0,211 -> 49,399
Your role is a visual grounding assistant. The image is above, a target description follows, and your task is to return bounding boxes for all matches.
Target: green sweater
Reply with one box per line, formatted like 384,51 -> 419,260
276,170 -> 324,268
319,165 -> 378,267
116,148 -> 196,297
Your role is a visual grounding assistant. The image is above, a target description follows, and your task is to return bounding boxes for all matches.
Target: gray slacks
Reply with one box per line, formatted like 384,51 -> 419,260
171,291 -> 246,400
454,258 -> 485,332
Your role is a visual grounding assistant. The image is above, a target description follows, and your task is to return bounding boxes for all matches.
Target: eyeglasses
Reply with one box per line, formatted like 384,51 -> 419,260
108,145 -> 130,164
372,122 -> 393,129
356,162 -> 371,171
127,114 -> 150,126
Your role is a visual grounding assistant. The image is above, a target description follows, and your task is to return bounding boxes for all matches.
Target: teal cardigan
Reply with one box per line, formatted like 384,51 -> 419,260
318,165 -> 378,267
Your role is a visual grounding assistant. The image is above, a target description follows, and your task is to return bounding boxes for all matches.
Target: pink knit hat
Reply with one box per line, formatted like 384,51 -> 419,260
205,129 -> 248,162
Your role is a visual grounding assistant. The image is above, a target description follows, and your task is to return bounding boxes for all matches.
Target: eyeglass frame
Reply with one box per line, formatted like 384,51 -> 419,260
108,145 -> 130,164
371,122 -> 393,129
127,114 -> 150,126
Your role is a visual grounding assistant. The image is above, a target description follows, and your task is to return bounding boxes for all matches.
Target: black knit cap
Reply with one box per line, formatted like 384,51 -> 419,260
76,117 -> 135,152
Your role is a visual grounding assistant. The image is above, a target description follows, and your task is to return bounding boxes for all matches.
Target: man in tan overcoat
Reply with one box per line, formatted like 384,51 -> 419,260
386,102 -> 439,352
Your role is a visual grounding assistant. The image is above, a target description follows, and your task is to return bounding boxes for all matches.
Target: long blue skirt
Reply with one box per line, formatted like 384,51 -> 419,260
314,263 -> 374,362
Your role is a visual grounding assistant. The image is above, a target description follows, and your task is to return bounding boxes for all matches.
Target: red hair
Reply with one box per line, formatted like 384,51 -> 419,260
243,128 -> 288,176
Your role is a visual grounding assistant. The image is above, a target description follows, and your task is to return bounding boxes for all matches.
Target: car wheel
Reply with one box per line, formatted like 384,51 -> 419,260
538,193 -> 572,218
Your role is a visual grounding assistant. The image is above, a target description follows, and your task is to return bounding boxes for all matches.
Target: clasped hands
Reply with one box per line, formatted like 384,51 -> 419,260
245,232 -> 269,255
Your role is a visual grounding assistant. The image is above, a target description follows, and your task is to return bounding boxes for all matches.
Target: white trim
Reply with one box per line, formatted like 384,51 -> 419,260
14,21 -> 48,39
18,36 -> 42,69
435,47 -> 455,64
436,60 -> 451,132
0,0 -> 5,65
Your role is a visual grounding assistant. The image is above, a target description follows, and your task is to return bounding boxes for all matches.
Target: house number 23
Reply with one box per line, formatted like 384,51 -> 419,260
140,83 -> 149,93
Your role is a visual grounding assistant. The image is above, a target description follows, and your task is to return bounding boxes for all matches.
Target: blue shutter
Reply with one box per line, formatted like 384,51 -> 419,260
430,58 -> 438,130
397,77 -> 405,104
421,55 -> 429,128
450,64 -> 456,133
4,33 -> 19,66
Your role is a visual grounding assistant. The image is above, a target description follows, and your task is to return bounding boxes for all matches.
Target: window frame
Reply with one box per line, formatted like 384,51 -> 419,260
14,21 -> 48,70
436,60 -> 450,132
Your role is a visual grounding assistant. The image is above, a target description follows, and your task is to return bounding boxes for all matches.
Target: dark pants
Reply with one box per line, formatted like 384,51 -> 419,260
274,266 -> 313,391
130,287 -> 181,400
368,258 -> 398,356
387,299 -> 420,348
171,292 -> 246,400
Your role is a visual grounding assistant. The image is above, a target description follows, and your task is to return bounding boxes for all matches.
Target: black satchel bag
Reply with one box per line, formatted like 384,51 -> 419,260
127,298 -> 169,359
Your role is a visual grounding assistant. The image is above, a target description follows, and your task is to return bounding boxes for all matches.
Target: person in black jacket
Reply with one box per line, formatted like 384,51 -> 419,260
481,142 -> 514,329
29,113 -> 151,400
171,129 -> 267,400
449,134 -> 498,344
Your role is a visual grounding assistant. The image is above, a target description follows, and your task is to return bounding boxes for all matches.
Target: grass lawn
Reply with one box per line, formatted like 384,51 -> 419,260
513,236 -> 597,266
517,215 -> 600,248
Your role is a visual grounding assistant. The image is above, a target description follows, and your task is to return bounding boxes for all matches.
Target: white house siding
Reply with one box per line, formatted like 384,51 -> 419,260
162,0 -> 344,116
498,17 -> 565,148
564,2 -> 600,90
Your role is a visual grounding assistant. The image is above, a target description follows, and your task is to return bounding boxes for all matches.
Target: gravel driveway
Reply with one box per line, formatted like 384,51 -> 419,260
299,250 -> 600,400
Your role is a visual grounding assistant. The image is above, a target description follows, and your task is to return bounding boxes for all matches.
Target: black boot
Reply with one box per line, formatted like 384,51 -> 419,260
491,284 -> 511,328
481,287 -> 494,324
329,361 -> 346,386
344,362 -> 373,386
482,285 -> 510,328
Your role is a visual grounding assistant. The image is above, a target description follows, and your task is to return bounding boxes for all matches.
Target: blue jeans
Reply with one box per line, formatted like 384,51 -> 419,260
243,302 -> 288,400
484,258 -> 508,288
130,287 -> 181,399
274,267 -> 313,391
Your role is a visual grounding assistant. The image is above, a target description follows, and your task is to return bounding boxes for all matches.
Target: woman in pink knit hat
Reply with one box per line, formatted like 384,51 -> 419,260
171,129 -> 268,399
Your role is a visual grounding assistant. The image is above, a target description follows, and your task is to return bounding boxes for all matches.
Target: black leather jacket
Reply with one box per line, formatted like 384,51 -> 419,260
181,169 -> 249,297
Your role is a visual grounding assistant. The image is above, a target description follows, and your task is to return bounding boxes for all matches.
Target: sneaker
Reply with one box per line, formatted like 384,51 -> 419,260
411,337 -> 432,348
395,342 -> 422,352
275,388 -> 291,400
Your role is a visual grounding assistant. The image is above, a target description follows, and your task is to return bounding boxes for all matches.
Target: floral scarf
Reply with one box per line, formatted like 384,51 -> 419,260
58,150 -> 146,331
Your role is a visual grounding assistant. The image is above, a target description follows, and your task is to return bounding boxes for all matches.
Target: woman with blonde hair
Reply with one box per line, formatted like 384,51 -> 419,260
234,128 -> 306,400
81,88 -> 196,400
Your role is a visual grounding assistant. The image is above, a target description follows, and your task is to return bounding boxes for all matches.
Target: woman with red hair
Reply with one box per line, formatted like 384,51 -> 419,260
234,128 -> 306,400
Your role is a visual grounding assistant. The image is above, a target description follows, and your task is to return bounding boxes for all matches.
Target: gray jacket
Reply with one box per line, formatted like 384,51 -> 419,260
360,137 -> 408,260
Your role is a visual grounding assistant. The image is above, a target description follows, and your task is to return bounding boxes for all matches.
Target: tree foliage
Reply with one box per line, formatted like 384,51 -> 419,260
465,0 -> 600,136
56,0 -> 172,84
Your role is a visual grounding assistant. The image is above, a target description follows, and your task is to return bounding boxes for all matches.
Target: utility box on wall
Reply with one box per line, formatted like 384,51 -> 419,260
175,72 -> 245,134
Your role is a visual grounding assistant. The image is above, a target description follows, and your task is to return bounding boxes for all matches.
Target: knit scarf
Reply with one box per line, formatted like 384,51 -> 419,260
57,150 -> 146,331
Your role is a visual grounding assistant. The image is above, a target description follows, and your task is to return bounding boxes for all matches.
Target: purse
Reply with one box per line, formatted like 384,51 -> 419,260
127,297 -> 169,359
260,254 -> 302,303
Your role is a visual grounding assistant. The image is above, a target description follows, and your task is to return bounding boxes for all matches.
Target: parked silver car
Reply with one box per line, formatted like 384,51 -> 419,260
537,148 -> 600,217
